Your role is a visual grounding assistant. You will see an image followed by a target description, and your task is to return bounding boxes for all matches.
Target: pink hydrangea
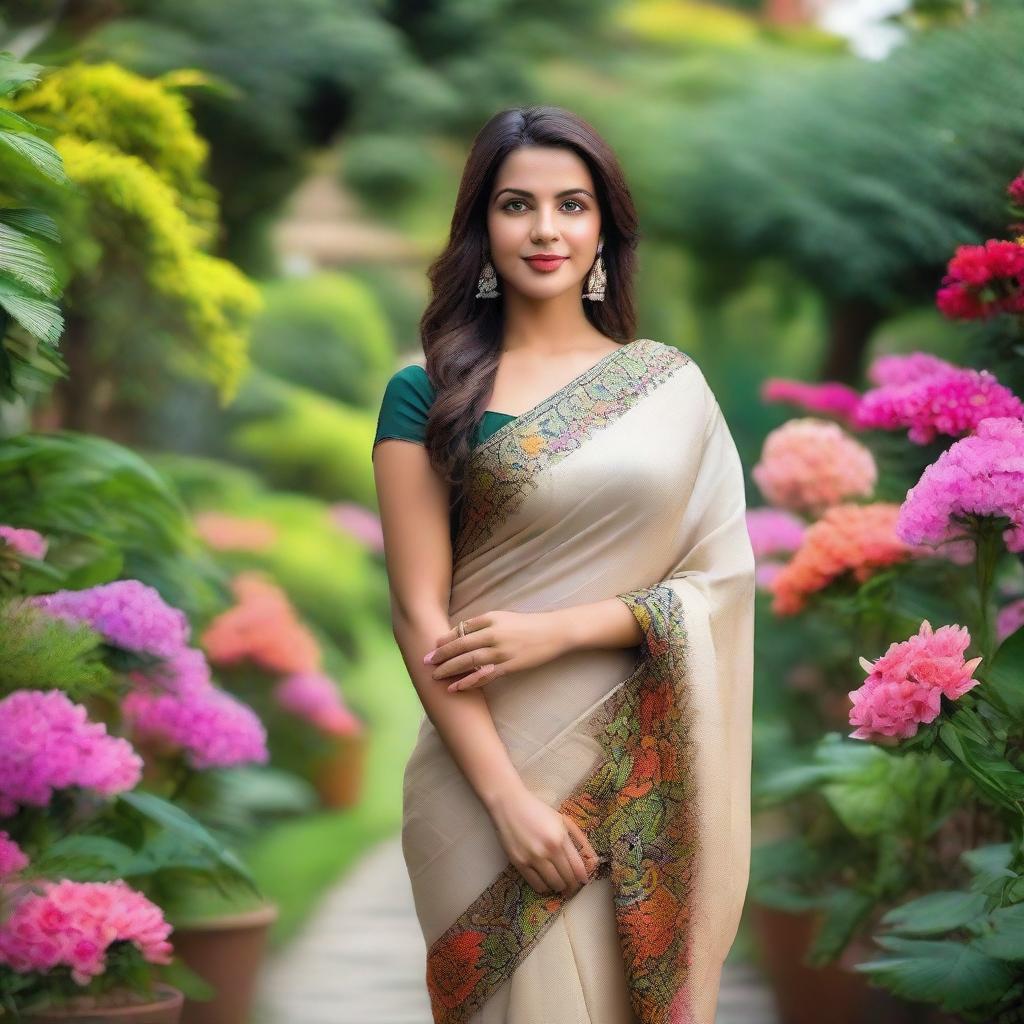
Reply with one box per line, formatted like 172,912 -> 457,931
273,672 -> 363,737
867,352 -> 956,387
123,648 -> 268,770
0,690 -> 142,816
997,597 -> 1024,643
0,832 -> 28,875
0,525 -> 48,560
760,379 -> 863,428
897,417 -> 1024,553
752,418 -> 877,516
855,359 -> 1024,444
28,580 -> 190,658
746,507 -> 807,560
0,878 -> 173,985
1008,171 -> 1024,207
849,620 -> 983,741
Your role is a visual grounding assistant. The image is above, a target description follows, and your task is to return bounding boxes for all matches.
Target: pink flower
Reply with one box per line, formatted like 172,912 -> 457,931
760,379 -> 863,428
897,417 -> 1024,553
935,239 -> 1024,320
0,879 -> 173,985
867,352 -> 956,387
849,620 -> 983,741
330,503 -> 384,552
854,357 -> 1024,444
1008,172 -> 1024,207
0,690 -> 142,816
752,418 -> 877,516
0,525 -> 48,560
28,581 -> 190,658
0,832 -> 28,876
273,672 -> 363,736
193,512 -> 278,552
997,597 -> 1024,643
123,647 -> 268,769
746,507 -> 807,560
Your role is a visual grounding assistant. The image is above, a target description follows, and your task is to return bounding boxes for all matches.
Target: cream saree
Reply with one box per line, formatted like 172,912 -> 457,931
400,338 -> 756,1024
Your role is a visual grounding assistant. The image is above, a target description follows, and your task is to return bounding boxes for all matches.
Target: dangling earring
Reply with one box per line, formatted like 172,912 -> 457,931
583,239 -> 606,302
476,256 -> 500,299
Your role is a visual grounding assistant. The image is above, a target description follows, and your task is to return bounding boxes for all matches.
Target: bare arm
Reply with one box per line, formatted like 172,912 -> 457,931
372,437 -> 525,812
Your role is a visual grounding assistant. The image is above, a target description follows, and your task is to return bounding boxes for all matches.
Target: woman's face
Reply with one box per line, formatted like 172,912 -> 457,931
485,145 -> 602,302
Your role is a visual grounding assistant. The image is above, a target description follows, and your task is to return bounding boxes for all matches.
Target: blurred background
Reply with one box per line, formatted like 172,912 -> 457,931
2,1 -> 1024,1023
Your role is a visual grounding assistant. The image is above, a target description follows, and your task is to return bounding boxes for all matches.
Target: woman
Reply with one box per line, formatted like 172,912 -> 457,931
371,105 -> 755,1024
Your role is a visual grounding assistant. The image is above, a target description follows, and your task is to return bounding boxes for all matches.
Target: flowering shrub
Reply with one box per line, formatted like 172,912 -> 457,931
201,571 -> 320,673
759,378 -> 862,427
935,238 -> 1024,320
0,525 -> 48,560
0,690 -> 142,816
28,580 -> 191,659
0,879 -> 173,986
896,416 -> 1024,554
273,672 -> 363,737
0,832 -> 28,876
848,621 -> 983,741
752,417 -> 877,516
769,503 -> 916,615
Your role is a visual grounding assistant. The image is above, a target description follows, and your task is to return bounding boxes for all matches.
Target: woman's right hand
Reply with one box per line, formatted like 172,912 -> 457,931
487,785 -> 600,896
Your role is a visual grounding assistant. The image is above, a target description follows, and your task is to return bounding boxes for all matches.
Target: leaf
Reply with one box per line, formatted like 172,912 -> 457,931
29,835 -> 137,879
973,903 -> 1024,961
881,891 -> 990,936
807,886 -> 876,963
0,277 -> 63,345
0,221 -> 58,297
852,935 -> 1016,1012
985,627 -> 1024,719
0,207 -> 62,244
0,129 -> 70,184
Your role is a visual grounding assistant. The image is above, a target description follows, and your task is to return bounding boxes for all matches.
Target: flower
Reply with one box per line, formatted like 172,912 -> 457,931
0,879 -> 173,985
0,525 -> 48,560
201,571 -> 320,673
1008,171 -> 1024,207
193,511 -> 278,552
746,507 -> 807,560
896,417 -> 1024,553
996,597 -> 1024,643
330,502 -> 384,552
752,418 -> 877,516
0,690 -> 142,816
0,832 -> 28,876
123,647 -> 268,769
27,580 -> 190,658
854,357 -> 1023,445
867,352 -> 956,387
935,239 -> 1024,320
760,379 -> 862,428
848,620 -> 983,741
273,672 -> 364,736
770,503 -> 916,615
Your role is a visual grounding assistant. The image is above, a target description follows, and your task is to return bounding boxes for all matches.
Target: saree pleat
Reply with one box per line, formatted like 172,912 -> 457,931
400,339 -> 756,1024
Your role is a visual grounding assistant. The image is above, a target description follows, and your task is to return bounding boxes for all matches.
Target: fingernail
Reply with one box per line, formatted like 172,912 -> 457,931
423,650 -> 434,664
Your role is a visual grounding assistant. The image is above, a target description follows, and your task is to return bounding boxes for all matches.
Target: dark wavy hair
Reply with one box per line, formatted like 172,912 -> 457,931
419,104 -> 641,519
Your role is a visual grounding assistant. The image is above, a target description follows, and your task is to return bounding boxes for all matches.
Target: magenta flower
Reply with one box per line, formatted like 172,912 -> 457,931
123,648 -> 268,770
0,690 -> 142,816
760,379 -> 863,428
330,502 -> 384,552
855,358 -> 1024,445
997,597 -> 1024,643
1008,171 -> 1024,207
897,417 -> 1024,553
752,418 -> 877,516
849,620 -> 983,741
273,672 -> 363,736
0,832 -> 28,876
746,507 -> 807,560
0,525 -> 48,560
0,878 -> 173,985
28,580 -> 190,658
936,239 -> 1024,320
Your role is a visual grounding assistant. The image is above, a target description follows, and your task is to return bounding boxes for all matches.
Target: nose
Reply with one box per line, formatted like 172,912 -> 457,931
531,204 -> 559,241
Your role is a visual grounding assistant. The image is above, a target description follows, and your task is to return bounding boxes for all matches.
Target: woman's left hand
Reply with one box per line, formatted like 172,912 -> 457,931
424,610 -> 570,693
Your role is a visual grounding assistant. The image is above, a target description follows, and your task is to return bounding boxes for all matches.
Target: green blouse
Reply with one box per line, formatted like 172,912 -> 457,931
372,363 -> 516,544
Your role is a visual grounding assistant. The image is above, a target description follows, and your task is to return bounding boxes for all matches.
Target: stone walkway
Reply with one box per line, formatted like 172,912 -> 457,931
253,835 -> 779,1024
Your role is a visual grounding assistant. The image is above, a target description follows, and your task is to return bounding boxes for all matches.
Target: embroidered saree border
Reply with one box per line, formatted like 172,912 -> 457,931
425,583 -> 698,1024
452,339 -> 691,565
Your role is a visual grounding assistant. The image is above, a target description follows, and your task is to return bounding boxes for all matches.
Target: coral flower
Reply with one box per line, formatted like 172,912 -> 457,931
770,503 -> 915,615
848,620 -> 983,741
752,418 -> 877,516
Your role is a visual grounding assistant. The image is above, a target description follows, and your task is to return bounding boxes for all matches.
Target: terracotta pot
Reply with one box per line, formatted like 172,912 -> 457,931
170,901 -> 278,1024
313,729 -> 368,808
24,983 -> 183,1023
749,900 -> 944,1024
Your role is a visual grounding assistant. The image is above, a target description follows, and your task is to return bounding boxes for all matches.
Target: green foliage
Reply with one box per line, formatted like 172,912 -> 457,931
249,272 -> 394,406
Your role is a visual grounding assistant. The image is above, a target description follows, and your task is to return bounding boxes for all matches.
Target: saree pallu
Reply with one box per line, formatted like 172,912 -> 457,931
400,338 -> 756,1024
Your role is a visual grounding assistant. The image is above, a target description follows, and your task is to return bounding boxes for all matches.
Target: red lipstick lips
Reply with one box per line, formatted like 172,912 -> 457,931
524,254 -> 568,272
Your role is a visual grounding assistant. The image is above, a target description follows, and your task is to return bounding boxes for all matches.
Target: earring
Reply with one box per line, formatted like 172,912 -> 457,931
476,257 -> 500,299
583,239 -> 606,302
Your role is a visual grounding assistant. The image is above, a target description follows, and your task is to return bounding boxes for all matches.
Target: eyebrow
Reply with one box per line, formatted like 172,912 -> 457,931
494,187 -> 595,201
